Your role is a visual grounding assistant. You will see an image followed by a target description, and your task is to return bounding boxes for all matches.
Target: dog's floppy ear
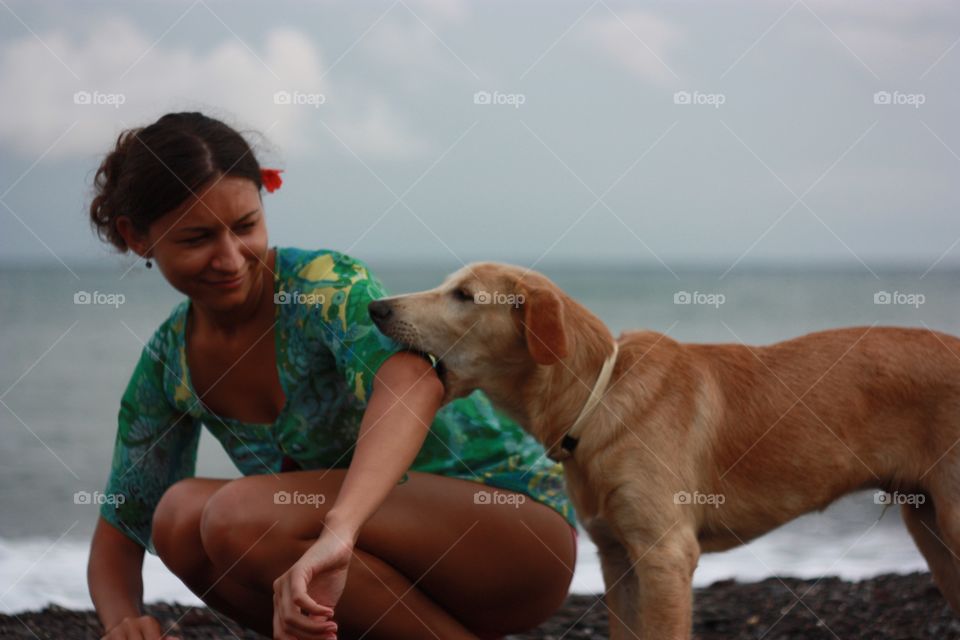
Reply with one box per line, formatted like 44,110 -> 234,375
518,282 -> 568,365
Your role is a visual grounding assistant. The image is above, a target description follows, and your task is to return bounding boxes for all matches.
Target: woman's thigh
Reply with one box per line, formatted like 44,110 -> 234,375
204,469 -> 576,634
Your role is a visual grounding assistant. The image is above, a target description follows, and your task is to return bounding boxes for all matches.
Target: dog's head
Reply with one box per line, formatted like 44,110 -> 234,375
368,262 -> 570,406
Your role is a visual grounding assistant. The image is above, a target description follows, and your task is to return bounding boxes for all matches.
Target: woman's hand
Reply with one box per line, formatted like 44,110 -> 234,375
101,614 -> 177,639
272,529 -> 354,639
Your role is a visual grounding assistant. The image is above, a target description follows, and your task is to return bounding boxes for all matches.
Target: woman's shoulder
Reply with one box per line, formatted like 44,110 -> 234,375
277,247 -> 369,279
141,299 -> 189,367
119,299 -> 189,410
447,390 -> 519,427
276,246 -> 379,285
439,391 -> 550,458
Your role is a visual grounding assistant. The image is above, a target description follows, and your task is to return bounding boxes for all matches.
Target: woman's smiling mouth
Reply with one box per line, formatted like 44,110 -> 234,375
203,273 -> 245,289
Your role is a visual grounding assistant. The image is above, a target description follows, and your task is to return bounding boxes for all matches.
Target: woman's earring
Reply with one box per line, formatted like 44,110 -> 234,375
145,258 -> 153,269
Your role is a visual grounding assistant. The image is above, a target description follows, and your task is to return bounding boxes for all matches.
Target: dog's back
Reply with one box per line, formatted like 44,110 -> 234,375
608,326 -> 960,549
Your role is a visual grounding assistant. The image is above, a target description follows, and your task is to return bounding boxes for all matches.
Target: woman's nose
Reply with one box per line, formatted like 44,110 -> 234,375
211,234 -> 245,271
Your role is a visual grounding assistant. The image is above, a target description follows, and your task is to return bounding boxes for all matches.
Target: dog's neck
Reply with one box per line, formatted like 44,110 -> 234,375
522,295 -> 618,461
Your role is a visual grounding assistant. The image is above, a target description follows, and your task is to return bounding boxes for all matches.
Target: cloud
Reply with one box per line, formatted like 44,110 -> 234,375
801,0 -> 957,25
404,0 -> 470,26
0,15 -> 432,161
784,1 -> 959,79
579,9 -> 683,86
326,97 -> 434,158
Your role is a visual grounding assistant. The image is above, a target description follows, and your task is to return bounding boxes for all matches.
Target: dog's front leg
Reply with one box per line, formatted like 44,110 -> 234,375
624,528 -> 699,639
595,536 -> 638,639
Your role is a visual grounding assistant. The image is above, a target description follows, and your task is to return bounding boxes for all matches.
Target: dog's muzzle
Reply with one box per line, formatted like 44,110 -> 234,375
368,299 -> 392,327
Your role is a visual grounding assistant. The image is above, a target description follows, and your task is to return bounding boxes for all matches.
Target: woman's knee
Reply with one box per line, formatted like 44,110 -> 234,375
200,479 -> 253,564
152,478 -> 214,574
473,512 -> 575,632
198,476 -> 305,574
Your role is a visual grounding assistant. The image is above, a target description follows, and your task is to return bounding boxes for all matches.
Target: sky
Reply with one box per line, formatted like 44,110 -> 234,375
0,0 -> 958,275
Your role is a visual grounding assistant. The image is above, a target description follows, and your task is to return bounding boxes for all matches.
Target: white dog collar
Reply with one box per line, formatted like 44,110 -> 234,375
548,341 -> 619,462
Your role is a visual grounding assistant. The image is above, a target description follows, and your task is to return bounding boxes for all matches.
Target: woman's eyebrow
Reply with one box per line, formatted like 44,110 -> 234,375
177,209 -> 260,233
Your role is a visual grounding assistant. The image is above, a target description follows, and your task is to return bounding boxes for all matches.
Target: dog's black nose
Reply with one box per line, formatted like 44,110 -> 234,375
368,300 -> 392,324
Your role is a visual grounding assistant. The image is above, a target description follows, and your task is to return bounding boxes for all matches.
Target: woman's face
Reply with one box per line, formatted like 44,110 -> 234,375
125,175 -> 270,312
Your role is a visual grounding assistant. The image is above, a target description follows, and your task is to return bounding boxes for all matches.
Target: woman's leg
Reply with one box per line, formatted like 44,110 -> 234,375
197,469 -> 576,639
154,475 -> 480,639
152,478 -> 276,635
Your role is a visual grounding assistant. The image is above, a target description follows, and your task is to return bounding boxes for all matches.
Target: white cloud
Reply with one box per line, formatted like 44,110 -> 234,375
327,96 -> 434,158
782,1 -> 958,79
801,0 -> 957,25
363,19 -> 446,72
404,0 -> 470,26
802,24 -> 953,78
0,16 -> 432,161
353,7 -> 480,87
579,9 -> 683,86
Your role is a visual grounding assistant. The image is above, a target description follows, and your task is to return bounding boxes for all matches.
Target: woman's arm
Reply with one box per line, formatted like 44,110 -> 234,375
271,351 -> 443,637
323,350 -> 444,543
89,516 -> 145,624
89,516 -> 170,639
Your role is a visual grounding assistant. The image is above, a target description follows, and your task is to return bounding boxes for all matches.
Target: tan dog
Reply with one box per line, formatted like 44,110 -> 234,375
368,262 -> 960,639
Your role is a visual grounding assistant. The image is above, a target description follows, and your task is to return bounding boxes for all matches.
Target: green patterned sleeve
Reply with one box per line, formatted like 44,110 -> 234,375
313,256 -> 406,405
99,336 -> 201,554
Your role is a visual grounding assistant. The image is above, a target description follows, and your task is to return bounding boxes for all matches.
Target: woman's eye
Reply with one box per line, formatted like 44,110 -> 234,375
179,236 -> 206,245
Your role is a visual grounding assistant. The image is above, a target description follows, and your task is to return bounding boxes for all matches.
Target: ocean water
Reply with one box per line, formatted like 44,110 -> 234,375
1,261 -> 957,613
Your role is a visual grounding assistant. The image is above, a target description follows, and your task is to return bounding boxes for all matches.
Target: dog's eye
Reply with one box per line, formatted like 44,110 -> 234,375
452,288 -> 472,302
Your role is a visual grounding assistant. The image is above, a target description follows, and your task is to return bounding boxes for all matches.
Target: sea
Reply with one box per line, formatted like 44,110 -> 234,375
1,260 -> 956,613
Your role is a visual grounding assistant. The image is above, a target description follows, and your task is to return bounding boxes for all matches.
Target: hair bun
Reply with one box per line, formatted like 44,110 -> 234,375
89,128 -> 141,251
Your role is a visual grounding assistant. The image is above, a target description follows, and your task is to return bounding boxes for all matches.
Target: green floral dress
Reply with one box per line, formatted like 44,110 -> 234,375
100,247 -> 576,553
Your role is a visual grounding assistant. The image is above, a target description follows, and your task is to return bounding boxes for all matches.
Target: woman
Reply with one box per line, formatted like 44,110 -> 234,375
86,112 -> 578,640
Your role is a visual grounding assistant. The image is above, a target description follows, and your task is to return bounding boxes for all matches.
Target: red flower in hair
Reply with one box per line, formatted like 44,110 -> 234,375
260,168 -> 284,193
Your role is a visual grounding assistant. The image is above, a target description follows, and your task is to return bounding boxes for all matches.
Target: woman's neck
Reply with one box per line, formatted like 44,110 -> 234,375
190,248 -> 275,337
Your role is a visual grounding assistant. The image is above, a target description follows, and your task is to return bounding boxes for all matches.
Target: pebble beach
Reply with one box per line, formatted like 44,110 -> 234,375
2,572 -> 956,639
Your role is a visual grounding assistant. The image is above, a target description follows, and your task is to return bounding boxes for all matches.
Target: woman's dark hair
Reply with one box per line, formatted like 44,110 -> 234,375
89,112 -> 264,251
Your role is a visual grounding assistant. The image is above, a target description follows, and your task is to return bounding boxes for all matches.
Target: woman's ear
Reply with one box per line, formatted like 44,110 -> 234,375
518,282 -> 568,365
115,216 -> 149,257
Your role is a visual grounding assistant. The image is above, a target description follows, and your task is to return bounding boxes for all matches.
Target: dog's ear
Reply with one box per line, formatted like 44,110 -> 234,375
518,283 -> 568,365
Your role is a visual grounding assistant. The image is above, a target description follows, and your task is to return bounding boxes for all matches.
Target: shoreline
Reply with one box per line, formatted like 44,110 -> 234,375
2,572 -> 956,639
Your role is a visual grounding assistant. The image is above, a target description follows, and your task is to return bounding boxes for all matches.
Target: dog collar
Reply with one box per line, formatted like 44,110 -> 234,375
548,341 -> 619,462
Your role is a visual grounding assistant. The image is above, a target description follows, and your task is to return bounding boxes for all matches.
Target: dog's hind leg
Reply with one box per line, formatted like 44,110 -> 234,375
902,497 -> 960,611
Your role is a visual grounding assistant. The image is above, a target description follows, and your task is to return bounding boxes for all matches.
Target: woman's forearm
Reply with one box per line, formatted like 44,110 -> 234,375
88,516 -> 147,630
323,352 -> 443,544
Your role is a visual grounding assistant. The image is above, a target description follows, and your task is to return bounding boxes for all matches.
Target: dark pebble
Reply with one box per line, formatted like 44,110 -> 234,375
1,572 -> 955,639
